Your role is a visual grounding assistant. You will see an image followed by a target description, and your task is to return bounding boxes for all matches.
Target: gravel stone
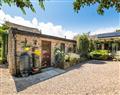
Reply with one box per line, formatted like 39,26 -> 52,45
0,60 -> 120,95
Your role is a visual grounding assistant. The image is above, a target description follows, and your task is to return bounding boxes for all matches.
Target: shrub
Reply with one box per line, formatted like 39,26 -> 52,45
68,53 -> 80,65
76,34 -> 89,57
114,51 -> 120,61
64,54 -> 70,62
89,39 -> 95,52
90,50 -> 109,60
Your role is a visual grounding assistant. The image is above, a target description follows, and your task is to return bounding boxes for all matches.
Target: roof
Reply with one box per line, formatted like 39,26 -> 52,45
6,21 -> 41,34
7,22 -> 76,43
97,32 -> 120,38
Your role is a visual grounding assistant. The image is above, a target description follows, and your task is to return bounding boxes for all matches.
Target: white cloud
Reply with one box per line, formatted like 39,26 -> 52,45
0,10 -> 77,39
32,17 -> 38,27
37,22 -> 78,39
1,9 -> 118,38
91,27 -> 119,35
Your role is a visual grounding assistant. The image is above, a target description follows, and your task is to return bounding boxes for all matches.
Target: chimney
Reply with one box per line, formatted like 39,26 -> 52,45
65,36 -> 66,39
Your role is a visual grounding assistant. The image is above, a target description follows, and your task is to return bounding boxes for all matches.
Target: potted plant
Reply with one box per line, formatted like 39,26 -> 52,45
31,49 -> 41,74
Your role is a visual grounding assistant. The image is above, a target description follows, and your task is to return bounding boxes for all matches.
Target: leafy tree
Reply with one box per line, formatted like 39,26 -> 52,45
0,0 -> 45,14
89,39 -> 95,52
76,34 -> 89,57
0,24 -> 9,63
73,0 -> 120,15
116,29 -> 120,32
0,24 -> 9,32
0,0 -> 120,15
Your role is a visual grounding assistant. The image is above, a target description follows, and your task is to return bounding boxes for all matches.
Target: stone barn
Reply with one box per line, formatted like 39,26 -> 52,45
7,22 -> 76,75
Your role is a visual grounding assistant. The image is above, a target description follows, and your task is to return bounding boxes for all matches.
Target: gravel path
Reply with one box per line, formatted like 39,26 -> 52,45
0,60 -> 120,95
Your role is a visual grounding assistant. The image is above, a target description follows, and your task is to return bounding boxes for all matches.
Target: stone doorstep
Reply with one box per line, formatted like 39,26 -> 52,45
41,67 -> 55,72
13,68 -> 65,92
54,68 -> 66,73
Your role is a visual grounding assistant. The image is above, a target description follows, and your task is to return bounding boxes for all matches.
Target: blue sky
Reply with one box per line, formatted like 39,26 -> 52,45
0,0 -> 120,38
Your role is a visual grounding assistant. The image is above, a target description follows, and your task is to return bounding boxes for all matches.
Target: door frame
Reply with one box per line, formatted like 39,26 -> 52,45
41,40 -> 51,67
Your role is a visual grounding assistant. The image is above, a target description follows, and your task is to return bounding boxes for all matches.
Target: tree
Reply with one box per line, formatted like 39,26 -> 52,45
116,29 -> 120,32
89,39 -> 95,52
0,0 -> 120,15
0,24 -> 9,63
0,24 -> 9,32
0,0 -> 45,14
73,0 -> 120,15
76,34 -> 89,57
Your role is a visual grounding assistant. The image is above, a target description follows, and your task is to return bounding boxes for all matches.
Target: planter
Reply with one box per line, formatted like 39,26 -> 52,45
69,62 -> 76,66
79,57 -> 88,62
32,67 -> 39,72
19,52 -> 31,77
31,67 -> 41,74
57,62 -> 70,69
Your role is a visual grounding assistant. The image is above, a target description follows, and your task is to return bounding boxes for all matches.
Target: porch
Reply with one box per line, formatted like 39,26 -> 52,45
95,38 -> 120,53
95,32 -> 120,53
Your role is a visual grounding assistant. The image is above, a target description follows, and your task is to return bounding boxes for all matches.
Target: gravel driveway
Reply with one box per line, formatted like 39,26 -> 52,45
0,60 -> 120,95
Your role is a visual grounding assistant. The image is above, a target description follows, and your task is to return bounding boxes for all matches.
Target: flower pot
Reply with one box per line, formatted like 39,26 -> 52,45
57,62 -> 70,69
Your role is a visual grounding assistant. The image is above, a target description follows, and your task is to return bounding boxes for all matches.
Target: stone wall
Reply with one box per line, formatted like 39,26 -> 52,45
8,29 -> 16,75
8,29 -> 76,75
15,33 -> 75,63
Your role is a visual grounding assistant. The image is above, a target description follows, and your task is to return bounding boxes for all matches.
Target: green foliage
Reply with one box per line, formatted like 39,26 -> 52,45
68,53 -> 80,65
0,0 -> 119,15
0,24 -> 8,63
54,47 -> 80,67
54,48 -> 65,64
76,34 -> 81,52
89,39 -> 95,52
0,0 -> 45,14
64,54 -> 69,62
114,51 -> 120,61
0,24 -> 9,33
90,50 -> 109,60
76,34 -> 89,57
64,53 -> 80,66
116,30 -> 120,32
73,0 -> 120,15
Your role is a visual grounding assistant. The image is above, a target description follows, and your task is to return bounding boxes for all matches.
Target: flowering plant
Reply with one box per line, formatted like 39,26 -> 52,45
54,48 -> 65,64
34,50 -> 41,56
24,47 -> 30,52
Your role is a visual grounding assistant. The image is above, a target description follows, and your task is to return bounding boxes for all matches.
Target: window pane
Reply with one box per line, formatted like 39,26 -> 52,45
60,43 -> 65,52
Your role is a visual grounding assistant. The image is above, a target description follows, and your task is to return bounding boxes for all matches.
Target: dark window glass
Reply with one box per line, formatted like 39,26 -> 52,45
68,47 -> 72,53
118,43 -> 120,50
73,44 -> 76,53
60,43 -> 65,52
